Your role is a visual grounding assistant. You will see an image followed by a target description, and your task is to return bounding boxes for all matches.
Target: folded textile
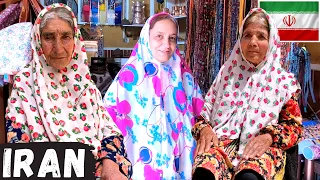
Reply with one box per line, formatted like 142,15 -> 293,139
302,120 -> 320,140
0,22 -> 33,75
0,4 -> 21,31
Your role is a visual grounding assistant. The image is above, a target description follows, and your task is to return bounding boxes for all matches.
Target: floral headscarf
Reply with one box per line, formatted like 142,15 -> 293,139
201,8 -> 300,166
103,13 -> 204,179
6,3 -> 121,157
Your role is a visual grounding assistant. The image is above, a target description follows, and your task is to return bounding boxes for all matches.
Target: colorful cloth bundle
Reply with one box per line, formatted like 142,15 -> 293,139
299,120 -> 320,160
0,4 -> 21,31
302,120 -> 320,140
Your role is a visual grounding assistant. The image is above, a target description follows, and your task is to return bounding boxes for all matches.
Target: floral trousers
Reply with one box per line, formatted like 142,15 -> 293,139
192,139 -> 286,180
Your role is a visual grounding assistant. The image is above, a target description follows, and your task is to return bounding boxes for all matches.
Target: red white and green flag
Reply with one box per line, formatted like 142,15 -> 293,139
259,1 -> 319,41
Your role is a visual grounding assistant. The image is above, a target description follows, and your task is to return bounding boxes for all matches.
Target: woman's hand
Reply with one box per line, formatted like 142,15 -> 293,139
242,133 -> 273,160
195,126 -> 219,156
101,159 -> 127,180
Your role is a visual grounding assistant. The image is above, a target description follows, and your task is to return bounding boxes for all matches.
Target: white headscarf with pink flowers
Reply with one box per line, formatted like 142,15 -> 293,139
201,8 -> 300,166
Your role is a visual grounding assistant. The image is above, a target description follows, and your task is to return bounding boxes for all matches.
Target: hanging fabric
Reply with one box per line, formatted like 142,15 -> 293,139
185,0 -> 240,93
287,43 -> 300,78
185,0 -> 217,93
224,0 -> 239,63
300,47 -> 316,112
19,0 -> 43,23
0,3 -> 21,30
283,43 -> 317,115
280,42 -> 291,68
212,0 -> 224,81
184,0 -> 193,66
251,0 -> 258,8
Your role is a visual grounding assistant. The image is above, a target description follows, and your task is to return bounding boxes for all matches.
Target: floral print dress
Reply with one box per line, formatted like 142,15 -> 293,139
5,4 -> 132,178
192,96 -> 303,179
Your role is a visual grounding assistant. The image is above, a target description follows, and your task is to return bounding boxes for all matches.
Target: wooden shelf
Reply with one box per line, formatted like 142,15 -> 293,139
122,24 -> 144,27
77,21 -> 114,26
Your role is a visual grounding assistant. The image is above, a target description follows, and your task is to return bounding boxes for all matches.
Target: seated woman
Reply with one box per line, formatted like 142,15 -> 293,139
103,13 -> 204,179
192,8 -> 303,180
5,4 -> 131,180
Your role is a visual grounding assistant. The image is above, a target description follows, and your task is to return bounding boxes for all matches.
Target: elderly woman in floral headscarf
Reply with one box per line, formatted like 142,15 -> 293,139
5,4 -> 131,180
192,8 -> 303,180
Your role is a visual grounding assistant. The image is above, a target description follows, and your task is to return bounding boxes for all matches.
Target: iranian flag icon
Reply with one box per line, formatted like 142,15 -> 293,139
259,1 -> 319,41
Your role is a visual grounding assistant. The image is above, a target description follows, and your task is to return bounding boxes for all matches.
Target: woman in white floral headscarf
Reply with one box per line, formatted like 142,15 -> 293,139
192,8 -> 303,180
5,4 -> 131,179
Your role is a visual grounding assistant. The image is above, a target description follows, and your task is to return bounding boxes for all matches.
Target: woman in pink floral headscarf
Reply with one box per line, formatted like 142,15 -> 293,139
5,4 -> 131,179
192,8 -> 303,180
103,13 -> 204,180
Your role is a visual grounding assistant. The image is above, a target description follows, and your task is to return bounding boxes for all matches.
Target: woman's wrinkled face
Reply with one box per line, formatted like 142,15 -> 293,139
41,18 -> 74,70
149,19 -> 177,63
240,22 -> 269,66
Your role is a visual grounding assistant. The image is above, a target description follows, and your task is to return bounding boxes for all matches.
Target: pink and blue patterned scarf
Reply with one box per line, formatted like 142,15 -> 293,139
103,13 -> 204,180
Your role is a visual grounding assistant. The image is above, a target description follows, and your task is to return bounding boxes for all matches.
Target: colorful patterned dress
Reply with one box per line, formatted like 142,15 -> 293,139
5,4 -> 132,178
191,8 -> 303,180
103,13 -> 204,180
192,96 -> 303,179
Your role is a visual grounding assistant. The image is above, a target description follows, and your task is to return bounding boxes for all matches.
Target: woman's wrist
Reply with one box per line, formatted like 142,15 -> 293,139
200,126 -> 212,134
102,158 -> 119,170
260,133 -> 273,146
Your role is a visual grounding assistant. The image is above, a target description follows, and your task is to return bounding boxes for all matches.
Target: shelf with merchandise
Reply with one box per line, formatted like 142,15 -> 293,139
122,24 -> 144,27
75,0 -> 186,26
120,15 -> 186,28
77,0 -> 128,26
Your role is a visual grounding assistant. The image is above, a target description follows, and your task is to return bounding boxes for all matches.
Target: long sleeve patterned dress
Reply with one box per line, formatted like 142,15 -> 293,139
192,96 -> 303,179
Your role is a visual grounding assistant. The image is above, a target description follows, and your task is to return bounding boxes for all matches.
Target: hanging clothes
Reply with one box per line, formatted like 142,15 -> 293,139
185,0 -> 241,93
0,4 -> 21,30
224,0 -> 239,64
185,0 -> 217,93
251,0 -> 258,8
212,0 -> 224,81
299,47 -> 316,113
280,42 -> 291,68
282,43 -> 317,117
